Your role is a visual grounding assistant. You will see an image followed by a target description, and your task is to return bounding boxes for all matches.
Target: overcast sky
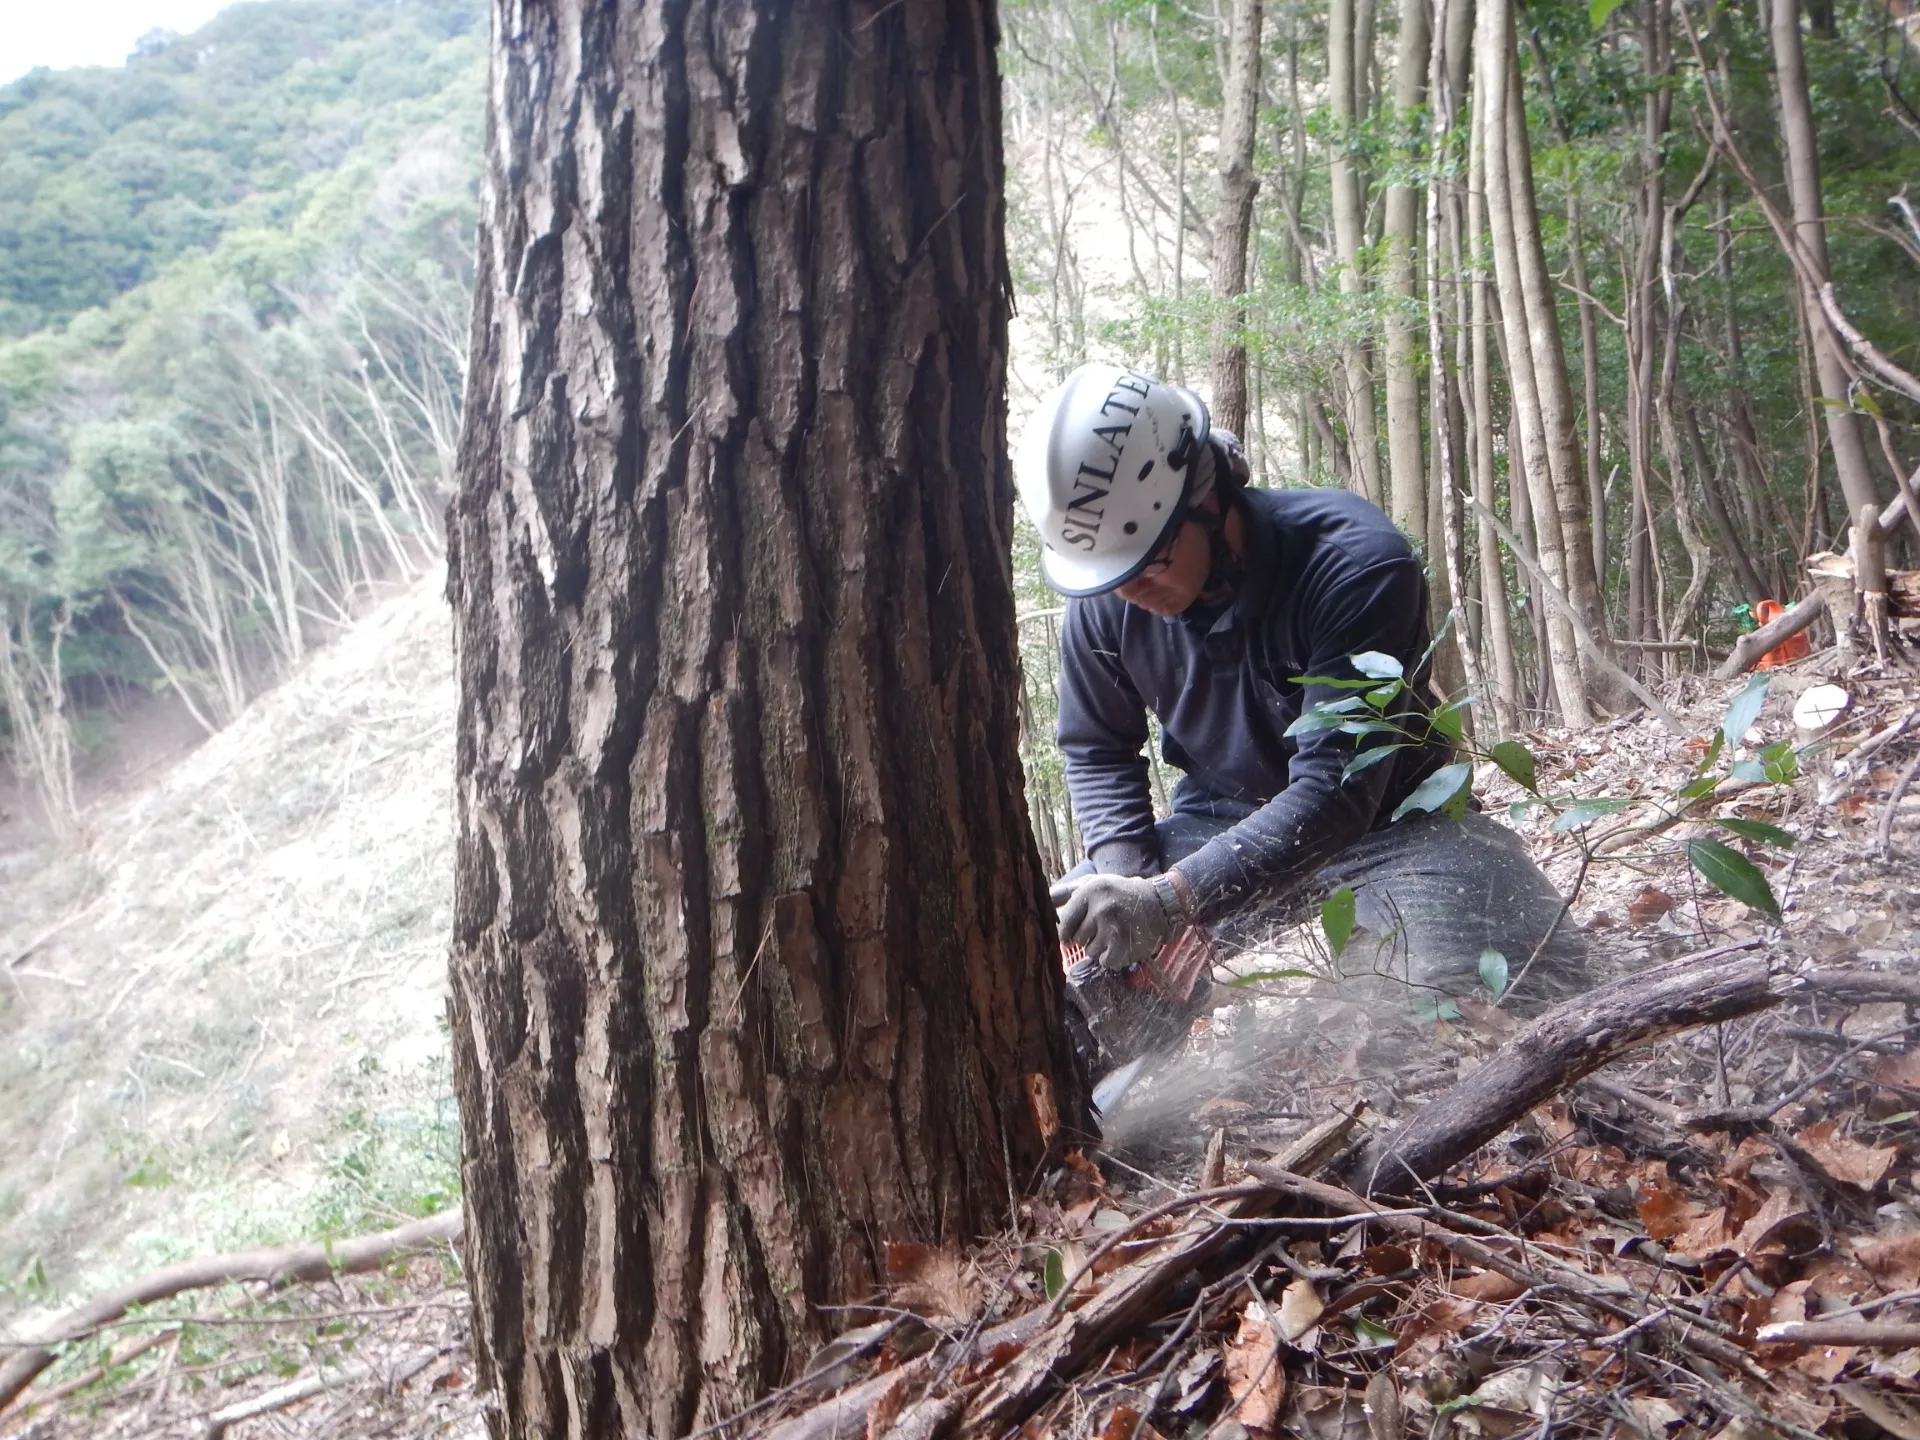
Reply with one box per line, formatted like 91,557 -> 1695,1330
2,0 -> 234,85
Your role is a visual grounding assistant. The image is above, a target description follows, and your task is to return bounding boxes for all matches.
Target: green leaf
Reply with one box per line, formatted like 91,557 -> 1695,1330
1412,996 -> 1462,1023
1431,700 -> 1469,742
1855,389 -> 1885,419
1351,1316 -> 1398,1348
1675,774 -> 1722,801
1487,740 -> 1538,793
1684,838 -> 1781,920
1693,729 -> 1726,777
1590,0 -> 1627,26
1043,1248 -> 1066,1299
1285,705 -> 1357,737
1365,684 -> 1402,710
1292,675 -> 1390,690
1224,968 -> 1325,987
1351,650 -> 1405,680
1713,818 -> 1798,849
1339,719 -> 1404,736
1721,672 -> 1770,752
1479,947 -> 1509,998
1322,886 -> 1357,957
1391,761 -> 1474,822
1730,759 -> 1767,784
1550,796 -> 1634,831
1343,743 -> 1409,779
1760,739 -> 1799,784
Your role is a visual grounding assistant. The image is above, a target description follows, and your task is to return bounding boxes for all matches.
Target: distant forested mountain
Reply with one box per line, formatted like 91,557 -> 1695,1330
0,0 -> 484,827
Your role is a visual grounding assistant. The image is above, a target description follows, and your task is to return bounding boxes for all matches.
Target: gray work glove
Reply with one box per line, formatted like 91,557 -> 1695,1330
1050,872 -> 1189,973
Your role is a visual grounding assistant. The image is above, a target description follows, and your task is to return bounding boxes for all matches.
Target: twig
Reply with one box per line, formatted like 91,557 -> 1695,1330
1877,746 -> 1920,858
1685,1020 -> 1920,1131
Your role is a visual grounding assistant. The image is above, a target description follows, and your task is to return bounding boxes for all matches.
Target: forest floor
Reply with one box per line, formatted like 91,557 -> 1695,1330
3,596 -> 1918,1436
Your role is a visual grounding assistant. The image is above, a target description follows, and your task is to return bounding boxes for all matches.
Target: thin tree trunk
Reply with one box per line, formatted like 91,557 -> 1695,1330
1770,0 -> 1884,516
1330,0 -> 1381,503
1384,0 -> 1433,538
1503,45 -> 1605,663
448,4 -> 1086,1433
1466,73 -> 1522,733
1210,0 -> 1264,438
1478,0 -> 1590,722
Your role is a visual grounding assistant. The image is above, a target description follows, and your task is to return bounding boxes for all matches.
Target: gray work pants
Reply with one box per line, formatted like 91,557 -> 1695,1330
1072,781 -> 1590,1012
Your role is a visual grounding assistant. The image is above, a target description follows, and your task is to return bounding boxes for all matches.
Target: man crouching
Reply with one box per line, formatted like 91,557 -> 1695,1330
1017,364 -> 1589,1079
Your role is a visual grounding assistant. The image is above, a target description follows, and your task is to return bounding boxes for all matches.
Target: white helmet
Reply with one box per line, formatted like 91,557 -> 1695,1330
1016,364 -> 1211,596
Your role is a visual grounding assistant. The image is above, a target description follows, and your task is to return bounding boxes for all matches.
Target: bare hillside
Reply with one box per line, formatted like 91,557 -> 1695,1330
0,577 -> 457,1325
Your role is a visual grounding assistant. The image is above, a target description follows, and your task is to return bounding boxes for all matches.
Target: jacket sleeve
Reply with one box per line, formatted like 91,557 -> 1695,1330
1171,557 -> 1439,920
1055,601 -> 1161,877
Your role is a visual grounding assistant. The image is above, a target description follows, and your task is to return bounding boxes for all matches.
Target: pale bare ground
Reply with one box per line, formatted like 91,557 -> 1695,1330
0,574 -> 458,1332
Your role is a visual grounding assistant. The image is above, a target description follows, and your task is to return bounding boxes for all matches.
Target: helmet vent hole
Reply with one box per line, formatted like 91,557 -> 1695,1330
1152,501 -> 1162,510
1123,521 -> 1139,535
1137,460 -> 1155,481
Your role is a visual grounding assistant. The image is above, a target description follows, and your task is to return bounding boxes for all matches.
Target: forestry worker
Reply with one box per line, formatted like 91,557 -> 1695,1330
1017,363 -> 1588,1077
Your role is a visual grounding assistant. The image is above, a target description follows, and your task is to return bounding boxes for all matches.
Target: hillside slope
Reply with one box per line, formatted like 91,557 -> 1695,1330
0,575 -> 456,1323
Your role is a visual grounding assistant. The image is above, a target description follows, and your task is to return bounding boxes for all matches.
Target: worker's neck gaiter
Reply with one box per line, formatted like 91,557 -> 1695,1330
1178,443 -> 1244,628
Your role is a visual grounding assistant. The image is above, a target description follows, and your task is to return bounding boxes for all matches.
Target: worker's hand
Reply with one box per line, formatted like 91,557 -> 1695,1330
1049,873 -> 1186,972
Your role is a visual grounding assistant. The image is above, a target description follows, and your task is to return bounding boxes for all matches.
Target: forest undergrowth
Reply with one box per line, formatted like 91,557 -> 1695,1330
5,638 -> 1917,1438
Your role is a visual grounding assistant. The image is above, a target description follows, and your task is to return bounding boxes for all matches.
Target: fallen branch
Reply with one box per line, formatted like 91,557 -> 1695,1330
1338,941 -> 1796,1193
1714,594 -> 1828,680
0,1209 -> 462,1412
1758,1319 -> 1920,1348
200,1344 -> 440,1439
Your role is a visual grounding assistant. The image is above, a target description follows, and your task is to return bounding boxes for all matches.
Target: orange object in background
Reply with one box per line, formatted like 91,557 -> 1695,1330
1752,598 -> 1812,669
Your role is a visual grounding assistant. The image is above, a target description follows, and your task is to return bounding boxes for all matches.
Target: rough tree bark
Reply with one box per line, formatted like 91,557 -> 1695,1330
1209,0 -> 1264,439
446,3 -> 1087,1434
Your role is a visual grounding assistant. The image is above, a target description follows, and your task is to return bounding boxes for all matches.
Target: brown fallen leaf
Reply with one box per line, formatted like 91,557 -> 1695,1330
1873,1050 -> 1920,1093
1223,1310 -> 1287,1433
1795,1119 -> 1898,1188
1793,1343 -> 1858,1383
1635,1177 -> 1696,1243
1394,1296 -> 1477,1369
885,1242 -> 981,1321
1840,1382 -> 1920,1440
1449,1270 -> 1527,1303
1628,887 -> 1675,926
1097,1405 -> 1165,1440
1278,1277 -> 1325,1342
1856,1230 -> 1920,1290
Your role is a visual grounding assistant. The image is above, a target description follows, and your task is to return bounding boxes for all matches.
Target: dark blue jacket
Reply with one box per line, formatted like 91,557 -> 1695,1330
1056,481 -> 1453,920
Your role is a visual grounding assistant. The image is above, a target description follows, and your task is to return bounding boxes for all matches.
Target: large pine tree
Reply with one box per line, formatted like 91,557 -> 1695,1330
446,2 -> 1085,1433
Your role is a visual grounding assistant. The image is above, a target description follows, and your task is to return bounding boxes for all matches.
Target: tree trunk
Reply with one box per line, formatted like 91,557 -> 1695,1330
1478,0 -> 1590,723
1383,0 -> 1432,539
1465,73 -> 1522,734
1503,44 -> 1605,667
1210,0 -> 1264,439
1330,0 -> 1382,504
447,4 -> 1086,1434
1770,0 -> 1884,517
